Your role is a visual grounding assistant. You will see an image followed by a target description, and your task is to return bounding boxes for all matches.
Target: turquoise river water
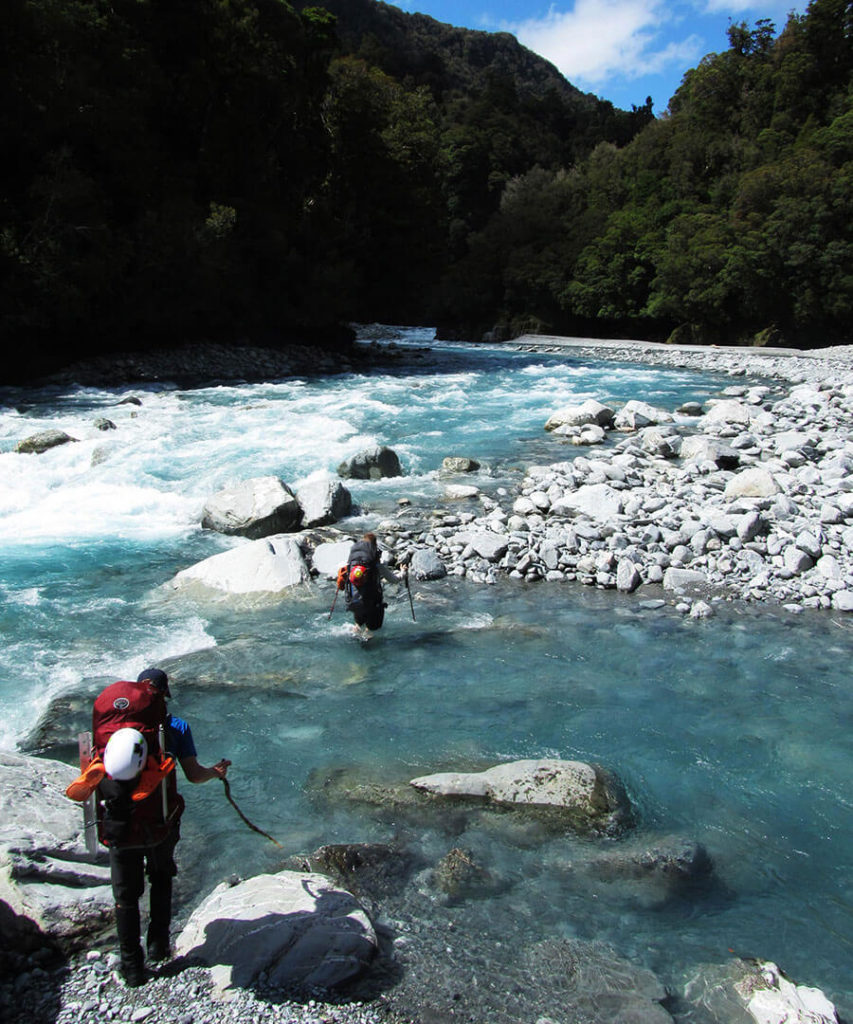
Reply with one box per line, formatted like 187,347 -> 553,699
0,329 -> 849,1019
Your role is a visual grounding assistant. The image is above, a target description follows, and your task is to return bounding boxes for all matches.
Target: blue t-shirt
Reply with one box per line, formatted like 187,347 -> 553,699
165,713 -> 196,759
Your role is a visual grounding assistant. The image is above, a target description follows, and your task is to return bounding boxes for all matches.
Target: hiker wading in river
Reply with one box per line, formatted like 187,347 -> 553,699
337,531 -> 408,635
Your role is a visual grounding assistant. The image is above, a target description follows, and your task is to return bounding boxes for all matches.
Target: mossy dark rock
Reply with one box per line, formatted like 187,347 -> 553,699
16,430 -> 78,454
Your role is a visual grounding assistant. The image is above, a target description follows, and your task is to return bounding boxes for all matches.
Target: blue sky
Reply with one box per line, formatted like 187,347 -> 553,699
387,0 -> 807,112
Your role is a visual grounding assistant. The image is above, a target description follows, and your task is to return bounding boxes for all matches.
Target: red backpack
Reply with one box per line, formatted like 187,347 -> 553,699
92,680 -> 184,848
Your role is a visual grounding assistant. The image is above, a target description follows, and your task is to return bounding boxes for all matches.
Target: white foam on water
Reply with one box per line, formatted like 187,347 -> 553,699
276,723 -> 325,742
0,612 -> 216,752
3,586 -> 41,606
457,612 -> 495,630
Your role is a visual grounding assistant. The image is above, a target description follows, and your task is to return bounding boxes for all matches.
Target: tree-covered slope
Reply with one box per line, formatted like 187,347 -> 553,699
444,0 -> 852,346
1,0 -> 849,383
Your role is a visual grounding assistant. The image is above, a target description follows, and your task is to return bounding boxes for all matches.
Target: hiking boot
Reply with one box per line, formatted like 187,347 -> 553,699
115,903 -> 146,987
118,961 -> 148,987
146,935 -> 170,963
147,876 -> 172,964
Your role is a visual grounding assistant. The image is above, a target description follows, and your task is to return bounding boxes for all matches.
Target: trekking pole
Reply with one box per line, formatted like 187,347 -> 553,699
328,585 -> 340,620
221,778 -> 282,848
158,724 -> 168,820
404,568 -> 416,622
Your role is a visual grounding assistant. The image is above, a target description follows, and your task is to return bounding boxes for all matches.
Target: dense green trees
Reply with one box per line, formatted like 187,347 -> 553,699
458,0 -> 851,346
1,0 -> 849,379
1,0 -> 340,374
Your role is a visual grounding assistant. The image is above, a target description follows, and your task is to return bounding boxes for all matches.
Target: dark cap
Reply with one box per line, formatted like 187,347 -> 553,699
137,667 -> 171,698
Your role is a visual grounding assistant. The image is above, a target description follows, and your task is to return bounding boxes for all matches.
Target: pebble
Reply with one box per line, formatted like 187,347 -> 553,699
0,957 -> 406,1024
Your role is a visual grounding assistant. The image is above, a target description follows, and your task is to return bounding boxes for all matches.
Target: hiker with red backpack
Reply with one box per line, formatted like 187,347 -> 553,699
66,667 -> 229,987
334,532 -> 409,635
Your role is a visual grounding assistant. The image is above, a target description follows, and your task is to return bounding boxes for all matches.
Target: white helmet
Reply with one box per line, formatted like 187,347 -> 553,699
104,728 -> 148,781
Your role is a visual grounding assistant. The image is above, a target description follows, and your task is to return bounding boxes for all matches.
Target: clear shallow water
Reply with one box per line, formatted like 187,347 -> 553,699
1,331 -> 850,1019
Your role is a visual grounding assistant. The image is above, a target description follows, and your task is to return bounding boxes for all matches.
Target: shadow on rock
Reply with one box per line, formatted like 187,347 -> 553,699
173,871 -> 405,1005
0,900 -> 68,1024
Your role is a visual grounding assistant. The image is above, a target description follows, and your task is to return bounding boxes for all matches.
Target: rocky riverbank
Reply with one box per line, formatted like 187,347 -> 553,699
33,334 -> 428,390
37,329 -> 853,616
358,335 -> 853,616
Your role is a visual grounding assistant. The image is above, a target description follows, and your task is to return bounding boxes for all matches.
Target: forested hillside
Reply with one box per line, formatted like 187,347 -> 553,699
1,0 -> 850,381
451,3 -> 852,347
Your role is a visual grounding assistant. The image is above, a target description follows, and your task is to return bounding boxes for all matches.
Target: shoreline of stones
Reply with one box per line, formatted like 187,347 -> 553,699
31,335 -> 424,390
374,336 -> 853,617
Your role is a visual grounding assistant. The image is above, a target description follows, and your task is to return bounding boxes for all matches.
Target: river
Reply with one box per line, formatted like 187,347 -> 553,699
0,327 -> 850,1021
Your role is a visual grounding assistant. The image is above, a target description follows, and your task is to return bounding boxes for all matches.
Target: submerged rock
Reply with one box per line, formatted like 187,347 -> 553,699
431,846 -> 499,901
293,843 -> 419,898
523,938 -> 673,1024
590,836 -> 714,884
410,759 -> 632,836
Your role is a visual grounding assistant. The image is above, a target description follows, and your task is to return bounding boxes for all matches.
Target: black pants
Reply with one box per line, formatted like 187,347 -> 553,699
110,827 -> 179,966
109,827 -> 179,905
353,601 -> 385,631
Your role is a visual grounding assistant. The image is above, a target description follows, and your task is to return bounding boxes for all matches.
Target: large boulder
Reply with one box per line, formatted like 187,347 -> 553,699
337,446 -> 403,480
467,532 -> 509,562
311,540 -> 354,579
663,568 -> 707,591
701,399 -> 755,426
169,535 -> 310,597
545,399 -> 614,432
444,484 -> 480,499
680,435 -> 740,469
201,477 -> 302,538
296,478 -> 352,528
616,559 -> 642,593
613,401 -> 673,431
175,870 -> 377,994
410,759 -> 631,835
441,456 -> 480,474
0,752 -> 112,944
15,430 -> 79,455
724,468 -> 780,500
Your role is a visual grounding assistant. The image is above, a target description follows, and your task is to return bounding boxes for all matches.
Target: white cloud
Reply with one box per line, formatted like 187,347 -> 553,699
509,0 -> 703,87
702,0 -> 768,12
